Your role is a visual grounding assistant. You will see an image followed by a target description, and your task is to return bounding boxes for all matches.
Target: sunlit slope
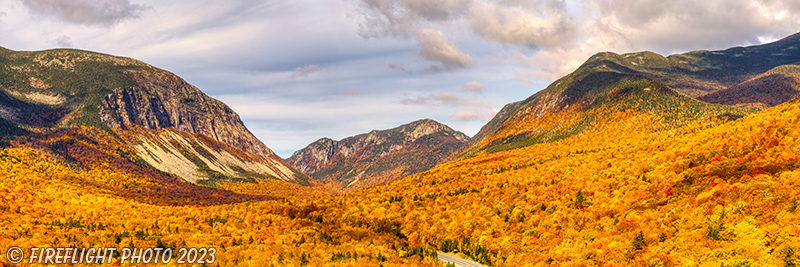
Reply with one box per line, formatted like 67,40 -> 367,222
333,96 -> 800,266
0,140 -> 438,266
468,32 -> 800,156
19,127 -> 271,206
464,70 -> 742,156
5,67 -> 800,266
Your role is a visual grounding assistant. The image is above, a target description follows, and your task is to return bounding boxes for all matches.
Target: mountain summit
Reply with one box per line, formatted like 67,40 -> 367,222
466,33 -> 800,155
0,47 -> 308,186
287,119 -> 469,192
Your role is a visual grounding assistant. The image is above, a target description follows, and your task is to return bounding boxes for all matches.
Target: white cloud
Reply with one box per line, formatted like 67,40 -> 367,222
452,108 -> 498,122
580,0 -> 800,52
351,0 -> 581,70
452,111 -> 480,121
401,92 -> 461,106
351,0 -> 800,79
21,0 -> 151,26
401,0 -> 469,21
400,92 -> 488,107
351,0 -> 469,39
351,0 -> 476,70
350,0 -> 415,39
461,81 -> 485,93
417,28 -> 474,70
500,0 -> 800,79
466,1 -> 576,49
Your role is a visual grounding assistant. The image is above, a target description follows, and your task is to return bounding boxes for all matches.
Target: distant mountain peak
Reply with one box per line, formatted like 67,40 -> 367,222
400,118 -> 469,142
466,31 -> 800,155
287,119 -> 469,192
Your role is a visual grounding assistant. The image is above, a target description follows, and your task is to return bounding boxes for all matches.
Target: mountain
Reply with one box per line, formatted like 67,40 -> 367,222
466,33 -> 800,156
287,119 -> 469,192
7,32 -> 800,267
0,47 -> 309,187
333,90 -> 800,266
698,64 -> 800,109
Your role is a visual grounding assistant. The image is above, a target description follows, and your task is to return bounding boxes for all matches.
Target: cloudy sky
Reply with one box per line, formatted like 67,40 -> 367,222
1,0 -> 799,157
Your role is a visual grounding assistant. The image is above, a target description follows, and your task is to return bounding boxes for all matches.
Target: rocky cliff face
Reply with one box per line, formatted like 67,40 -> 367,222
289,137 -> 337,174
100,70 -> 272,156
287,119 -> 469,191
0,47 -> 308,185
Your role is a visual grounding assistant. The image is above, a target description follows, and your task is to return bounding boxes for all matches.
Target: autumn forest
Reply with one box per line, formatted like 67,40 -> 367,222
4,31 -> 800,266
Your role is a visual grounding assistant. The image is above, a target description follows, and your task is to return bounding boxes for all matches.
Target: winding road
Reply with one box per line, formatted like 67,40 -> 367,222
437,252 -> 487,267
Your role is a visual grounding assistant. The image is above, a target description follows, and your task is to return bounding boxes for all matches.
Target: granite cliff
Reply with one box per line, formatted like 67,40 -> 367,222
0,47 -> 308,185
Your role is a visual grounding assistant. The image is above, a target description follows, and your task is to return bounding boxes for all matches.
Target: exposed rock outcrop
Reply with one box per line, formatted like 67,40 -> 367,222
0,46 -> 308,186
287,119 -> 469,191
101,71 -> 273,156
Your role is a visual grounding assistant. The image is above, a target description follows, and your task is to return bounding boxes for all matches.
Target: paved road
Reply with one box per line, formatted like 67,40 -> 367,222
437,252 -> 487,267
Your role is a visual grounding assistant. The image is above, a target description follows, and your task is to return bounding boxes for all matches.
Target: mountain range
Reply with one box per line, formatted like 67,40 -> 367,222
4,31 -> 800,266
4,33 -> 800,194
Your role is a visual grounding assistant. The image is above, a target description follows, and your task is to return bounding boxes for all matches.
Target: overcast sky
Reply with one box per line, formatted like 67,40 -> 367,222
1,0 -> 799,157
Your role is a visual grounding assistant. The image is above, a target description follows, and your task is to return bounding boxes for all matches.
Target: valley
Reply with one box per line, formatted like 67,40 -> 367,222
2,32 -> 800,266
